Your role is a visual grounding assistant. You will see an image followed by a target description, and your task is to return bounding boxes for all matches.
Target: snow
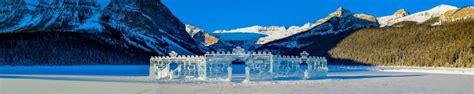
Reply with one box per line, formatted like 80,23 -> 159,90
212,32 -> 267,50
262,8 -> 379,50
379,66 -> 474,75
75,13 -> 105,32
0,65 -> 149,76
286,23 -> 314,33
214,32 -> 266,41
213,26 -> 286,44
96,0 -> 111,9
42,0 -> 54,5
42,12 -> 60,29
213,26 -> 286,34
1,65 -> 470,78
397,5 -> 455,22
0,0 -> 206,56
378,4 -> 458,27
1,65 -> 473,94
185,24 -> 203,36
105,20 -> 193,55
213,24 -> 313,45
377,15 -> 400,27
24,0 -> 39,10
1,14 -> 42,32
266,27 -> 337,48
161,37 -> 194,55
328,65 -> 380,72
121,33 -> 152,52
326,65 -> 474,75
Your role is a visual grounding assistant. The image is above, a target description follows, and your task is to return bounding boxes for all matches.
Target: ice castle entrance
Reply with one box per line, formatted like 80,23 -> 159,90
203,46 -> 273,81
149,46 -> 328,82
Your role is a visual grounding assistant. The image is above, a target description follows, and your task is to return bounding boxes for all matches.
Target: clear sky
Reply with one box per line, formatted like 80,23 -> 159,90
162,0 -> 474,32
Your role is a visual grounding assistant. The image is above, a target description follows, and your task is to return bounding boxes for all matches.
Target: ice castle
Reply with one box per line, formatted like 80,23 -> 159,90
149,47 -> 328,82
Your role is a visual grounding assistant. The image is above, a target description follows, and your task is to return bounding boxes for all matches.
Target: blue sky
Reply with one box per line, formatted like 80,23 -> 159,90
162,0 -> 474,31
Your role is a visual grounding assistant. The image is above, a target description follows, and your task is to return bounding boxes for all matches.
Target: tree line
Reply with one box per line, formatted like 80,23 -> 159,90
330,20 -> 474,67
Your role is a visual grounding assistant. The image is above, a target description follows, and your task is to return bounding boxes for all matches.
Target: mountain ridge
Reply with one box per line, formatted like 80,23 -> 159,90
0,0 -> 208,65
377,4 -> 458,27
257,7 -> 379,56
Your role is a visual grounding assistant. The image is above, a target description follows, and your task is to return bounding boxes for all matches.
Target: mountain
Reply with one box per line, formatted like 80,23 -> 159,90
257,5 -> 473,67
286,23 -> 316,33
329,16 -> 474,67
185,24 -> 219,46
437,6 -> 474,24
377,9 -> 410,27
185,24 -> 234,51
257,7 -> 379,63
214,26 -> 287,34
213,32 -> 267,51
214,26 -> 291,45
377,5 -> 458,27
214,22 -> 319,45
212,26 -> 279,50
0,0 -> 208,65
214,8 -> 381,47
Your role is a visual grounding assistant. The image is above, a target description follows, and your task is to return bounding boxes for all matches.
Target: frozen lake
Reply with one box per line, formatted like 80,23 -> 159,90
1,65 -> 473,94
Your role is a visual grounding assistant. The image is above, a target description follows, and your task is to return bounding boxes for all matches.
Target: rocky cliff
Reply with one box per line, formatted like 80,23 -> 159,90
0,0 -> 208,65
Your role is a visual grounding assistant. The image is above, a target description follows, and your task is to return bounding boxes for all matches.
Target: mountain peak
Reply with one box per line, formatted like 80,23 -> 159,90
430,4 -> 458,12
434,4 -> 458,9
393,9 -> 409,17
332,7 -> 353,17
312,7 -> 355,28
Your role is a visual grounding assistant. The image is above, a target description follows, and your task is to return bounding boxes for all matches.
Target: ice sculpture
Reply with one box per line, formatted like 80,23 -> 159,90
272,51 -> 328,80
149,51 -> 206,80
149,47 -> 328,82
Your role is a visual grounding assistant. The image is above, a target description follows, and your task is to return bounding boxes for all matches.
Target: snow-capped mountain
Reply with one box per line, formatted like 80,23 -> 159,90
377,9 -> 410,27
214,26 -> 286,44
213,25 -> 302,50
0,0 -> 208,65
377,5 -> 458,27
213,23 -> 315,45
212,32 -> 266,51
213,26 -> 288,50
257,7 -> 379,55
214,26 -> 287,34
214,7 -> 380,46
287,23 -> 315,33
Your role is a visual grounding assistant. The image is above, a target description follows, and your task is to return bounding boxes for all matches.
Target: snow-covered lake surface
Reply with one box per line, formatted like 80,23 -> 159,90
1,65 -> 473,94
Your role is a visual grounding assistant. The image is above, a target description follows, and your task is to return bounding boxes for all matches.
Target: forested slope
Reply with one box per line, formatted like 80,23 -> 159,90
330,20 -> 474,67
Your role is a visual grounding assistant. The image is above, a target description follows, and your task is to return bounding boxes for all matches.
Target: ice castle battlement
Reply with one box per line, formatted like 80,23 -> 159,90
150,46 -> 328,82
